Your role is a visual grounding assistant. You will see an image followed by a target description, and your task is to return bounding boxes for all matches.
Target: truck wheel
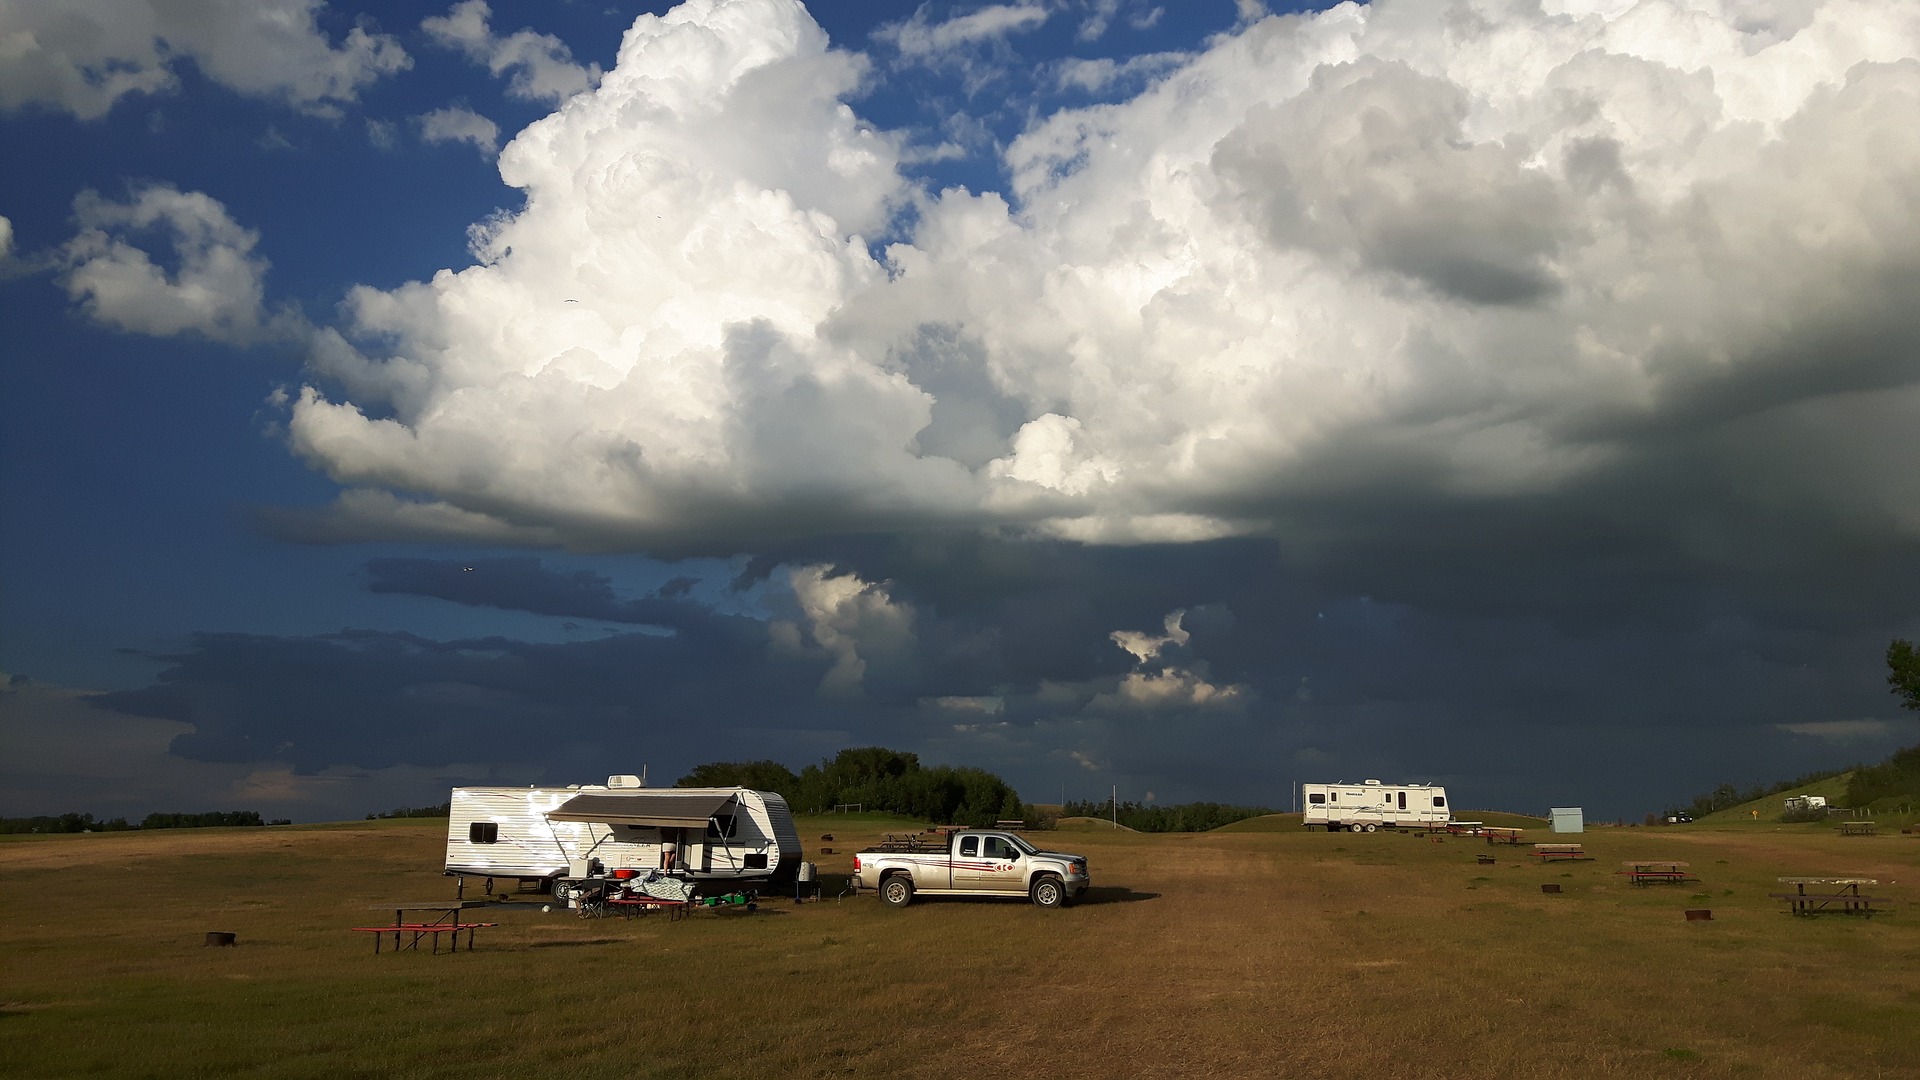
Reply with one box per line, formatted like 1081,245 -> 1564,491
880,875 -> 914,908
1030,875 -> 1066,909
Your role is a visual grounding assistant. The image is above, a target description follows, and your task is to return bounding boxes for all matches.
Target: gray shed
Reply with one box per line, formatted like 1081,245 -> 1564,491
1549,807 -> 1585,833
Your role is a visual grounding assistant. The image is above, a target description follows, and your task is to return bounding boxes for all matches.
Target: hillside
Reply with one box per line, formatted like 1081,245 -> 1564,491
1696,773 -> 1855,825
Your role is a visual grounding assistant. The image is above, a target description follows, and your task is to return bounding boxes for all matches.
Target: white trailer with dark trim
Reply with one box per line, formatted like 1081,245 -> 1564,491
1302,779 -> 1450,832
444,775 -> 802,897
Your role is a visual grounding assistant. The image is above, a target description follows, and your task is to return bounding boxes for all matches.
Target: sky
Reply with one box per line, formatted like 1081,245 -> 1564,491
3,0 -> 1919,824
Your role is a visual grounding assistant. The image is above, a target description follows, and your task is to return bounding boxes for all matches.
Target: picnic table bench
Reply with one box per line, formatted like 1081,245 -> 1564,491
1839,821 -> 1876,836
1617,860 -> 1694,886
1769,878 -> 1889,916
351,901 -> 496,953
1531,843 -> 1590,862
1482,827 -> 1525,845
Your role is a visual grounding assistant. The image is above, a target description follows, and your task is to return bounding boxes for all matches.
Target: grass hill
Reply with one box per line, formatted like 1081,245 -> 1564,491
1696,773 -> 1854,825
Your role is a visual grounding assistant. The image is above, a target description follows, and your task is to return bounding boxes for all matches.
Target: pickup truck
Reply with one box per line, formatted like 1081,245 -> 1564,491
851,829 -> 1090,908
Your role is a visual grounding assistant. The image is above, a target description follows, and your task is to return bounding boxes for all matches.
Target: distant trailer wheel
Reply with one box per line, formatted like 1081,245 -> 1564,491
1366,823 -> 1379,833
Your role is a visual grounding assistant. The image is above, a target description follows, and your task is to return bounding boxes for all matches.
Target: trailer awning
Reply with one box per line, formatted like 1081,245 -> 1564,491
545,793 -> 736,829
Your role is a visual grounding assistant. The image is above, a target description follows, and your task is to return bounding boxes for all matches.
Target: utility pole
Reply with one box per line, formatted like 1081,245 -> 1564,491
1111,784 -> 1118,830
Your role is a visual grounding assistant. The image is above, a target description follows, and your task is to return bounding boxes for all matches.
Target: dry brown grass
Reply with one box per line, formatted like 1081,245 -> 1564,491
2,818 -> 1916,1078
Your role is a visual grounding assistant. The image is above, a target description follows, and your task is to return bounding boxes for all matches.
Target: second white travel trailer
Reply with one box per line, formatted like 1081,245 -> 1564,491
1302,779 -> 1451,831
444,776 -> 803,896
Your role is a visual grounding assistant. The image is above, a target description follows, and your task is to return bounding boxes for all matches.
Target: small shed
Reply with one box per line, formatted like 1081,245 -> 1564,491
1550,807 -> 1585,834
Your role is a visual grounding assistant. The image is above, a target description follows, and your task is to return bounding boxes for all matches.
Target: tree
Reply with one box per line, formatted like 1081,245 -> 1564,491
676,760 -> 800,796
1890,639 -> 1920,711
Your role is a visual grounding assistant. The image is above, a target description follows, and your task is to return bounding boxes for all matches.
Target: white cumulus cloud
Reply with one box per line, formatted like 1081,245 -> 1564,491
417,105 -> 500,155
58,185 -> 301,345
422,0 -> 601,104
0,0 -> 409,119
279,0 -> 1920,560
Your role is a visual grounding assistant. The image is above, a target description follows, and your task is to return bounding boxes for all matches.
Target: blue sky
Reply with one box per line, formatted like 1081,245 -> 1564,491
3,0 -> 1919,823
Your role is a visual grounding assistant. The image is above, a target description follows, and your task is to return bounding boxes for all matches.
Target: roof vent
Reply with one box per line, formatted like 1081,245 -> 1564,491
1364,779 -> 1382,785
607,774 -> 642,788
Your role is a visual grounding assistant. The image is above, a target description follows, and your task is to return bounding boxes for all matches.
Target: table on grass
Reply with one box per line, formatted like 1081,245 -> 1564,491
1769,878 -> 1887,916
351,900 -> 497,953
1482,827 -> 1525,845
1839,821 -> 1877,836
1617,860 -> 1693,886
1531,843 -> 1590,861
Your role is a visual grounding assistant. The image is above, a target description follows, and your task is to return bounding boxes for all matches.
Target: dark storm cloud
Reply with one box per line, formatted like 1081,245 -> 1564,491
363,556 -> 716,628
75,534 -> 1920,816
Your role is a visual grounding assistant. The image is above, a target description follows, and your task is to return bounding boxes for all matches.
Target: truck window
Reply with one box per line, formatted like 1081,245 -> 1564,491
959,835 -> 979,857
1308,794 -> 1326,805
983,836 -> 1015,860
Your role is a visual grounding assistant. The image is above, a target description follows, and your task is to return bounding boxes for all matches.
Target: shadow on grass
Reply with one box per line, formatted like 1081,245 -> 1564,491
1075,886 -> 1160,905
527,938 -> 624,948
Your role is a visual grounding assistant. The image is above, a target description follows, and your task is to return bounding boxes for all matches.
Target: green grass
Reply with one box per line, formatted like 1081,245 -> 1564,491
2,814 -> 1917,1078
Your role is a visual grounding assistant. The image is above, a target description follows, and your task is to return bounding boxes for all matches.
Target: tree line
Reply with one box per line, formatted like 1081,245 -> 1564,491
1059,799 -> 1274,833
0,810 -> 281,834
678,747 -> 1027,826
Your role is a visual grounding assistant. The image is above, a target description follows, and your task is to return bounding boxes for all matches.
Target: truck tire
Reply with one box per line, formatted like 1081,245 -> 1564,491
1030,875 -> 1066,909
880,875 -> 914,908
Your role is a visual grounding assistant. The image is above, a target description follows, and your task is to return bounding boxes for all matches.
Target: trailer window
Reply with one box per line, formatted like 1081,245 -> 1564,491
1433,796 -> 1445,808
1308,794 -> 1326,805
1398,792 -> 1406,810
743,853 -> 768,869
706,814 -> 738,839
959,835 -> 979,857
468,822 -> 498,844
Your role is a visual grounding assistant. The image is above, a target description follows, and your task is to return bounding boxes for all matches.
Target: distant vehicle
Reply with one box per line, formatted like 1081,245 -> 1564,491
1784,795 -> 1827,813
851,829 -> 1089,908
1302,779 -> 1450,832
444,775 -> 802,898
1665,813 -> 1693,824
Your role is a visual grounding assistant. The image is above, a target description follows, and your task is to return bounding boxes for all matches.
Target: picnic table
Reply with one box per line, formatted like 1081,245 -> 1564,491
1839,821 -> 1876,836
1769,877 -> 1888,916
1531,843 -> 1590,862
1482,827 -> 1525,845
1617,860 -> 1693,886
351,900 -> 496,953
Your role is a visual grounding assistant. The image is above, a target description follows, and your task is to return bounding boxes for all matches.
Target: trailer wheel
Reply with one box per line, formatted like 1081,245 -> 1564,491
1030,875 -> 1066,909
880,875 -> 914,908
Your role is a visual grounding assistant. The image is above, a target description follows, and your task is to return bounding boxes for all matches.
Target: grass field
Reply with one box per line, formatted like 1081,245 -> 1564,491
3,816 -> 1917,1078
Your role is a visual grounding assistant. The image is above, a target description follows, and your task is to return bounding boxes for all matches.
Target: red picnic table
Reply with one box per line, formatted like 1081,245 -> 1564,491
1531,843 -> 1591,862
351,900 -> 496,953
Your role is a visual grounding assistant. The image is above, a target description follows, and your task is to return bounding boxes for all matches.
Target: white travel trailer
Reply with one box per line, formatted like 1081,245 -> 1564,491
444,776 -> 803,895
1302,779 -> 1451,832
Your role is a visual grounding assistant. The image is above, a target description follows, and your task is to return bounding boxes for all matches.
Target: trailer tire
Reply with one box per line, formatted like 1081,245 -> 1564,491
1030,875 -> 1066,909
880,875 -> 914,908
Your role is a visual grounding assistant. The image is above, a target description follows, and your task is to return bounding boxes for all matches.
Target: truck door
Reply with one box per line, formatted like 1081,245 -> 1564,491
953,833 -> 1020,891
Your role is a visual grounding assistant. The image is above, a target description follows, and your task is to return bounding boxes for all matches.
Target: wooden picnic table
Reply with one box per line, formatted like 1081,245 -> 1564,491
1482,827 -> 1525,845
1769,877 -> 1887,916
351,900 -> 496,953
1839,821 -> 1877,836
1617,860 -> 1693,886
1531,843 -> 1590,861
